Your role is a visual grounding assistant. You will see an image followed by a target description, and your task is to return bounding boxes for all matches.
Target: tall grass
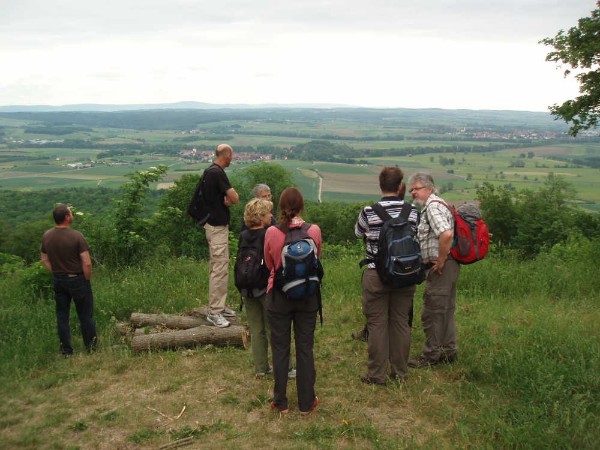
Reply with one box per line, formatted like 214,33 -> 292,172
0,238 -> 598,448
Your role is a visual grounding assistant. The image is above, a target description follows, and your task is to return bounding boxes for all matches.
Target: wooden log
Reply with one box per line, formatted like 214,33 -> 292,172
134,327 -> 166,336
130,313 -> 204,329
130,325 -> 248,352
131,310 -> 241,329
115,321 -> 133,336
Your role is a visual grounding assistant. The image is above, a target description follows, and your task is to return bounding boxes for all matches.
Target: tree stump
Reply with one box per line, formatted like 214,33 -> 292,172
130,325 -> 248,352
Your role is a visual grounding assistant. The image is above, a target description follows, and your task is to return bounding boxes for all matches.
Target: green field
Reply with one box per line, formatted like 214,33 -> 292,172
1,109 -> 599,210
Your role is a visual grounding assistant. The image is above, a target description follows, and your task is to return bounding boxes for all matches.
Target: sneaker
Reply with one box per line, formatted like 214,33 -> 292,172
359,374 -> 386,385
270,402 -> 289,414
288,369 -> 297,379
222,306 -> 237,318
408,356 -> 438,369
206,312 -> 230,328
256,367 -> 273,378
300,396 -> 319,416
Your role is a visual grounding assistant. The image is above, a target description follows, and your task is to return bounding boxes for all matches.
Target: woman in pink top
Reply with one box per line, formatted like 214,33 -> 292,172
264,187 -> 322,416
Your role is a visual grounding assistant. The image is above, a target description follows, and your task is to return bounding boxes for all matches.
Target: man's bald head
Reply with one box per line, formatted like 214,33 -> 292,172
216,144 -> 232,157
215,144 -> 233,168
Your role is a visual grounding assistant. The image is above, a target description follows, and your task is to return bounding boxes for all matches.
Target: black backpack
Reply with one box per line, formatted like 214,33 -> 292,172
234,228 -> 270,299
275,223 -> 324,299
371,203 -> 424,288
187,166 -> 214,225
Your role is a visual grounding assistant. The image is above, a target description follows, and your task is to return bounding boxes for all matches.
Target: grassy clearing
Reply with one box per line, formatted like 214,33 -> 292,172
1,240 -> 599,449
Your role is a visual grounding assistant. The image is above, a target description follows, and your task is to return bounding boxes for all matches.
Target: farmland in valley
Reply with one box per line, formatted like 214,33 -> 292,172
1,107 -> 599,211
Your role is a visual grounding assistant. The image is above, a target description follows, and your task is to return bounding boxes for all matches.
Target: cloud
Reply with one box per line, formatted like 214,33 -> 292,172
0,0 -> 592,109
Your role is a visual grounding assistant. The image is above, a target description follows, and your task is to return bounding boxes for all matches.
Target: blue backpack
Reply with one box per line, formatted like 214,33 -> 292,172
275,223 -> 324,299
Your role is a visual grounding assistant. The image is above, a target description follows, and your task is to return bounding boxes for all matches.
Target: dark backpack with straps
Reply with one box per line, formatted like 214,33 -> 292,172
187,166 -> 214,225
371,203 -> 424,288
234,228 -> 270,299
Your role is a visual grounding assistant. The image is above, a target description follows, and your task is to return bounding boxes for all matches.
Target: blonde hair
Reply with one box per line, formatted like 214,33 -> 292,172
244,198 -> 273,228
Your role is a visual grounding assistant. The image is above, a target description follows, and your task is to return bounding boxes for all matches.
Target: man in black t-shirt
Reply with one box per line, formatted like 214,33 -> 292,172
202,144 -> 239,328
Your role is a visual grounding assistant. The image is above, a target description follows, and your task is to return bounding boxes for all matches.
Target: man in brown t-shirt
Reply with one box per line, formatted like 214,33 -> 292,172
41,204 -> 97,356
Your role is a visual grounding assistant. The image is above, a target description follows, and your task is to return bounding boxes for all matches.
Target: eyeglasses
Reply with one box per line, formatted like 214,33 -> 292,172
409,186 -> 427,193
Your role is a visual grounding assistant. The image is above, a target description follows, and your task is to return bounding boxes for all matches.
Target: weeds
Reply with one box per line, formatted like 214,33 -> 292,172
0,243 -> 598,449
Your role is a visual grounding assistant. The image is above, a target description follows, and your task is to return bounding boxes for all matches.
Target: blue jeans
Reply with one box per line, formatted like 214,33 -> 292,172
53,274 -> 97,354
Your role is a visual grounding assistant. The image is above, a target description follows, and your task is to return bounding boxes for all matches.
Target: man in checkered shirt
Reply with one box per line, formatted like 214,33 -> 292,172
407,173 -> 460,368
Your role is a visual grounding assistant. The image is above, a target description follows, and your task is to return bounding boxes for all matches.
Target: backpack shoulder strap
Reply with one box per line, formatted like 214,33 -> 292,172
399,203 -> 412,221
372,202 -> 412,222
424,199 -> 455,227
427,199 -> 452,212
194,164 -> 217,195
278,222 -> 312,243
371,203 -> 392,222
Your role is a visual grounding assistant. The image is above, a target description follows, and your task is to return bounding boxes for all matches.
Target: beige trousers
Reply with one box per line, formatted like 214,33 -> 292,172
204,223 -> 230,314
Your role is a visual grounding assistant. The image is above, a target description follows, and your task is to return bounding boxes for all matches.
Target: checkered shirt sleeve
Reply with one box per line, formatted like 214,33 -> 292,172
418,196 -> 454,263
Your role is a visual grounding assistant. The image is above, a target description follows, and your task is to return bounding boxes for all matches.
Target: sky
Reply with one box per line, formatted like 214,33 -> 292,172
0,0 -> 596,111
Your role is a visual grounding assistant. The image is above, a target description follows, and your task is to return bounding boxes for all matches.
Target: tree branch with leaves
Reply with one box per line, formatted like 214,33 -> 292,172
540,2 -> 600,136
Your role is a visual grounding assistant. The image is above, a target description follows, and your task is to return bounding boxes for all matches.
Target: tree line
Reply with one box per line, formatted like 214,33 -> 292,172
1,163 -> 599,273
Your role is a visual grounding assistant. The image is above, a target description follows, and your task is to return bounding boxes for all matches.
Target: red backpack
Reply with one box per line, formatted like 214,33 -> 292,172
429,201 -> 490,264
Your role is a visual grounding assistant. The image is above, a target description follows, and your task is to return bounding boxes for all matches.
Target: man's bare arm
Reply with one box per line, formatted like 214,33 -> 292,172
40,252 -> 52,273
224,187 -> 239,206
80,251 -> 93,280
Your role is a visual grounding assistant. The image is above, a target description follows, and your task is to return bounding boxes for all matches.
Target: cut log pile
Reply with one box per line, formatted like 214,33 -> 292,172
116,307 -> 248,352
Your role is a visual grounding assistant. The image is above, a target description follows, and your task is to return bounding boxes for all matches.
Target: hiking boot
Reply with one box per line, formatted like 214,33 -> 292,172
288,369 -> 297,379
440,353 -> 457,364
222,306 -> 237,318
206,312 -> 230,328
408,356 -> 438,369
270,402 -> 289,414
359,374 -> 386,385
300,396 -> 319,416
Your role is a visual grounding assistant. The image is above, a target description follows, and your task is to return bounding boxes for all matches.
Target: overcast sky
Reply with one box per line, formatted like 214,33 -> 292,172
0,0 -> 595,111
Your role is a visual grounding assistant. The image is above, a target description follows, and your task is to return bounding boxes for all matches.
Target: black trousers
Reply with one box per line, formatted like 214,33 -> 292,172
53,274 -> 97,354
267,288 -> 318,412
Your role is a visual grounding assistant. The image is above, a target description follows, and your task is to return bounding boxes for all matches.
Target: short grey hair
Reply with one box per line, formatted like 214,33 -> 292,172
252,183 -> 271,198
408,172 -> 437,193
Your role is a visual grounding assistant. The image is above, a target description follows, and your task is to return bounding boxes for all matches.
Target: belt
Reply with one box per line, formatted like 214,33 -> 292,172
55,273 -> 83,278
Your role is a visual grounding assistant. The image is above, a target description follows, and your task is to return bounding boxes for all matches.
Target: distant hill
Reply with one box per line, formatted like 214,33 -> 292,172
0,103 -> 565,131
0,101 -> 352,113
